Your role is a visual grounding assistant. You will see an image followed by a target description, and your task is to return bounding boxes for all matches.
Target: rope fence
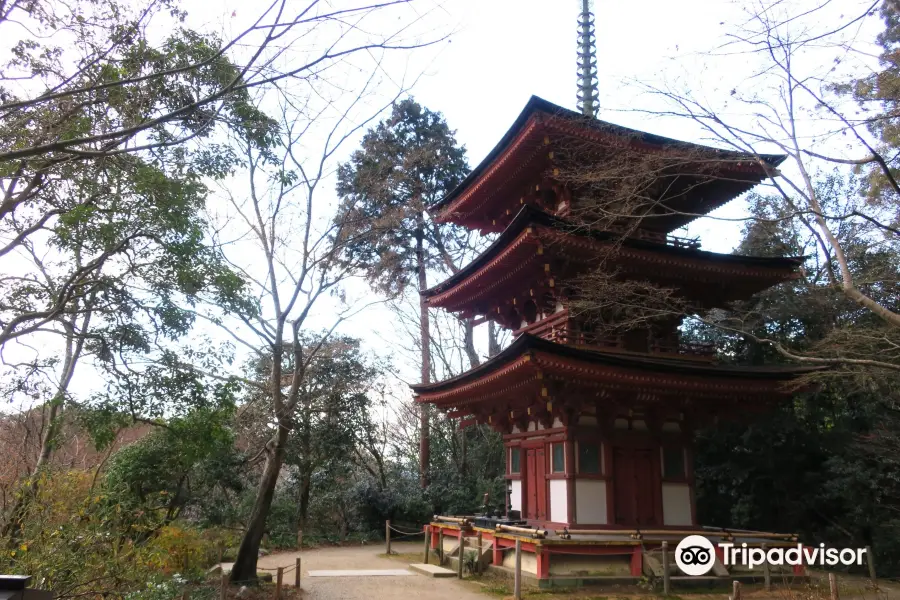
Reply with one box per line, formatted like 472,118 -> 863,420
384,520 -> 429,555
215,555 -> 302,600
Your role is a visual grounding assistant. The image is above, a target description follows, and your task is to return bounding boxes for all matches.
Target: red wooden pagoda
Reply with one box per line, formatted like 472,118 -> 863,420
412,95 -> 813,534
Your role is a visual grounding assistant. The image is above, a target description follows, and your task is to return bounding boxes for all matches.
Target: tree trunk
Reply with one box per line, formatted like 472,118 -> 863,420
298,470 -> 312,534
460,425 -> 467,478
462,317 -> 480,368
488,321 -> 501,358
3,304 -> 89,542
230,423 -> 289,583
416,213 -> 431,488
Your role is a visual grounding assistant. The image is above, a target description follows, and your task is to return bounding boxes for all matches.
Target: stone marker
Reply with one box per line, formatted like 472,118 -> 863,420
409,564 -> 456,578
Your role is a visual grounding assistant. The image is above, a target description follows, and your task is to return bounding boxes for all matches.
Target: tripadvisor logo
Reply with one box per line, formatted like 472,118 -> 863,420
675,535 -> 716,576
674,535 -> 867,576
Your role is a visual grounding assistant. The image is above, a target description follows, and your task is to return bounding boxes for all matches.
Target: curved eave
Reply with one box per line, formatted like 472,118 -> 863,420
410,334 -> 823,404
422,207 -> 803,311
431,96 -> 786,231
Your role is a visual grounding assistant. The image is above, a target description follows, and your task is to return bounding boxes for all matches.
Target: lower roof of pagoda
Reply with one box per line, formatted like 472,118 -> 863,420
422,207 -> 803,315
410,334 -> 822,413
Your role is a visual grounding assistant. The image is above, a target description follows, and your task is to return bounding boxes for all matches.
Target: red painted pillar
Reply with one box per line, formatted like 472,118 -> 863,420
630,546 -> 643,576
493,537 -> 502,566
431,526 -> 439,549
536,546 -> 550,579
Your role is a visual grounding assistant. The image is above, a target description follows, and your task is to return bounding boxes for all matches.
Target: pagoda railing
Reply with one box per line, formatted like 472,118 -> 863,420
677,340 -> 718,357
514,309 -> 569,338
605,226 -> 701,250
515,315 -> 716,361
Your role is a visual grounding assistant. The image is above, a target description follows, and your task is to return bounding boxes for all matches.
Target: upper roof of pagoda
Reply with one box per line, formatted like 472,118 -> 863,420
432,96 -> 785,234
422,206 -> 803,317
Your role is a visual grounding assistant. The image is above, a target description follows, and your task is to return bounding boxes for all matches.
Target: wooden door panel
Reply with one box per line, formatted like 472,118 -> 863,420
633,449 -> 659,526
613,446 -> 662,526
612,447 -> 635,525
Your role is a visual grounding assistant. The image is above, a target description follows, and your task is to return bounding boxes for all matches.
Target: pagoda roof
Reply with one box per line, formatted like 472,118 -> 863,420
411,334 -> 821,411
422,206 -> 803,314
432,96 -> 786,233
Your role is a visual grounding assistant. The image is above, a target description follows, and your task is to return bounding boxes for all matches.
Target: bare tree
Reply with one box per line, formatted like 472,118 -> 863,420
561,0 -> 900,373
0,0 -> 444,351
197,45 -> 444,579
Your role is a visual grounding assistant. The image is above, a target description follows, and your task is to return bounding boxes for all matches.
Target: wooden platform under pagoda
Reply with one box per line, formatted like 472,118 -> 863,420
425,518 -> 806,586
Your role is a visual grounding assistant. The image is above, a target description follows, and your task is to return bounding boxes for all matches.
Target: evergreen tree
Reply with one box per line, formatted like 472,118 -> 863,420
336,98 -> 469,486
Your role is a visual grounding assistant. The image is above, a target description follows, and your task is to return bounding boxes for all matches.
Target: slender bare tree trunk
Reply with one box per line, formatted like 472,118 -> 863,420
231,422 -> 289,582
462,317 -> 480,368
416,211 -> 431,488
3,300 -> 92,542
460,424 -> 467,478
488,321 -> 501,358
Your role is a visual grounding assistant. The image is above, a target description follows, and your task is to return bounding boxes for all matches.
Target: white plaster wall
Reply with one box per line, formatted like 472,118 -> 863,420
662,483 -> 693,526
503,549 -> 537,574
549,479 -> 568,523
552,417 -> 563,428
550,555 -> 632,576
575,479 -> 607,524
510,480 -> 522,512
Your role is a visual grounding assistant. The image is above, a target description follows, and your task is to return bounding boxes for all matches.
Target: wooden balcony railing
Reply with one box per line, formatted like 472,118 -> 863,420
513,312 -> 716,361
607,226 -> 701,250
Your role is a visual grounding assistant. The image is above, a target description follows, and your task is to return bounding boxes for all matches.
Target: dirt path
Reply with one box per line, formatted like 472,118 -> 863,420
249,543 -> 900,600
254,542 -> 488,600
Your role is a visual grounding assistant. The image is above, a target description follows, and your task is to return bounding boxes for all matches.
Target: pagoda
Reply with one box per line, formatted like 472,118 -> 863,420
412,94 -> 808,529
412,3 -> 814,583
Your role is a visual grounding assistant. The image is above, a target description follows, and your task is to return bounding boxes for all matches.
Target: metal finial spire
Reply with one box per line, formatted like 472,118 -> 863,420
577,0 -> 599,117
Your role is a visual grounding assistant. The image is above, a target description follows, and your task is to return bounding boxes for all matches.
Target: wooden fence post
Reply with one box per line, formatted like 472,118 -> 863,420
866,545 -> 877,588
457,535 -> 465,579
385,520 -> 392,555
219,571 -> 227,600
297,529 -> 303,551
829,572 -> 839,600
761,543 -> 771,591
296,557 -> 301,588
514,538 -> 522,600
275,567 -> 284,600
423,525 -> 430,564
476,532 -> 483,574
438,529 -> 445,564
732,580 -> 741,600
661,541 -> 670,596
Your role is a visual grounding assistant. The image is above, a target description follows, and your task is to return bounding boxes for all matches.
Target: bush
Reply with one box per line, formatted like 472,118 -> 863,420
1,470 -> 228,599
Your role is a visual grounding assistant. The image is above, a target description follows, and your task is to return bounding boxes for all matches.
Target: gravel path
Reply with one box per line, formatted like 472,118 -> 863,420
254,542 -> 488,600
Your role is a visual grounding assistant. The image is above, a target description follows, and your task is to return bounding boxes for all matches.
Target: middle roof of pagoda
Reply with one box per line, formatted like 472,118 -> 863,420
423,206 -> 803,317
432,96 -> 785,234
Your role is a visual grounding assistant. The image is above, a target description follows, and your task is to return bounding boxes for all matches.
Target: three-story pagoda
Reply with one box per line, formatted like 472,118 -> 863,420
411,95 -> 812,529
